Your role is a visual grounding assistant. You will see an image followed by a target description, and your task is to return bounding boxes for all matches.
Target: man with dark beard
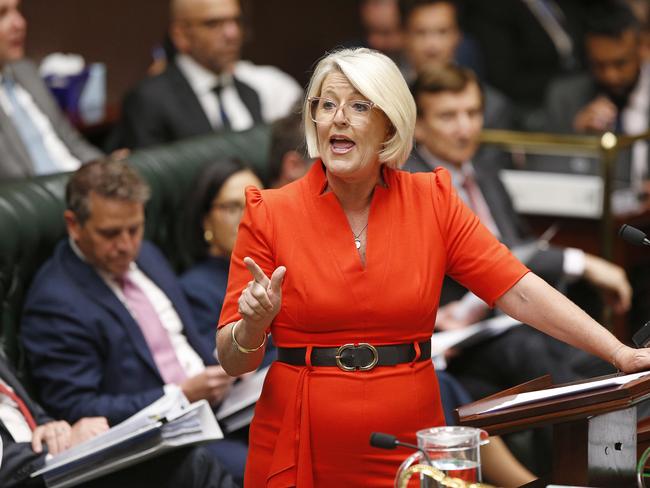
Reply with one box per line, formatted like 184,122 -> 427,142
544,1 -> 648,136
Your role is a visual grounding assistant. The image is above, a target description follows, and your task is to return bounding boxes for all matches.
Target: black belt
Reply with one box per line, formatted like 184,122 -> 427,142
277,341 -> 431,372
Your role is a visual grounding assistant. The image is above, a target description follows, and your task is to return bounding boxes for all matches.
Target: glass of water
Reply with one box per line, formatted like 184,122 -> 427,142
417,426 -> 489,482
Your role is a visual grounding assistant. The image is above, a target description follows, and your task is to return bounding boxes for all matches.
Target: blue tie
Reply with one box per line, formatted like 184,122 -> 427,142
213,82 -> 231,130
3,77 -> 59,175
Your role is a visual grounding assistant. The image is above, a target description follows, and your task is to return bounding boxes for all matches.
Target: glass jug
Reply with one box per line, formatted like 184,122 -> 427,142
395,426 -> 489,488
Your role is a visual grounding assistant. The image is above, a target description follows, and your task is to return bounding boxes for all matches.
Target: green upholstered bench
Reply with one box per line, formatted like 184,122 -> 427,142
0,125 -> 270,376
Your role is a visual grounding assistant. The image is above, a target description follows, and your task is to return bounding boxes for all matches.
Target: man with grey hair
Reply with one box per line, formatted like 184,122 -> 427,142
21,160 -> 247,484
116,0 -> 302,149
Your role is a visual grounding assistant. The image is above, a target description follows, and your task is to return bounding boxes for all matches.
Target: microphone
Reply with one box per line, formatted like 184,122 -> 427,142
619,224 -> 650,246
369,432 -> 433,466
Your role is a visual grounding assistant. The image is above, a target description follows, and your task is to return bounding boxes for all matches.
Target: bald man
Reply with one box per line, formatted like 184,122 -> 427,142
116,0 -> 302,149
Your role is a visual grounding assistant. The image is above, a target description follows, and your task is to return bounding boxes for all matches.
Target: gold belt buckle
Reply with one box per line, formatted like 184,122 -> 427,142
335,343 -> 379,371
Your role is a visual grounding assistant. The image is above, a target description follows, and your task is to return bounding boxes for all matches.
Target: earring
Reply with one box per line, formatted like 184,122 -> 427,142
204,229 -> 213,243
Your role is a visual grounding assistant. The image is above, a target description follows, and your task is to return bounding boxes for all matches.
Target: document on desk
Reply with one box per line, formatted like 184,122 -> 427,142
31,388 -> 223,488
216,366 -> 269,433
481,371 -> 650,414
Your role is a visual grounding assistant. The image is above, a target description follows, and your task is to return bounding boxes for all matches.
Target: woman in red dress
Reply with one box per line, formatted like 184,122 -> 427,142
216,48 -> 650,487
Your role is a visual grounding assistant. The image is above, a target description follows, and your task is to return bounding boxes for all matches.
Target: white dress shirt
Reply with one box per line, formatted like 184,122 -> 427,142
622,62 -> 650,191
0,74 -> 81,174
176,54 -> 302,131
0,379 -> 32,443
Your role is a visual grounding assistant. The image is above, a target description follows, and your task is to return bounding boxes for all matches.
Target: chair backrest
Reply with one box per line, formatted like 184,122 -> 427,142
0,125 -> 270,372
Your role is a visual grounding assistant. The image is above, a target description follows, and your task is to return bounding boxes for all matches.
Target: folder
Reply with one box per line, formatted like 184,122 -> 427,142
31,389 -> 222,488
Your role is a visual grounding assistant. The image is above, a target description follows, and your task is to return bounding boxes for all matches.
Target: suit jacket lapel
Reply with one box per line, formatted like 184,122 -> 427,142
0,108 -> 33,176
0,65 -> 34,176
167,64 -> 213,134
58,242 -> 163,381
403,146 -> 436,173
7,62 -> 63,171
233,77 -> 263,124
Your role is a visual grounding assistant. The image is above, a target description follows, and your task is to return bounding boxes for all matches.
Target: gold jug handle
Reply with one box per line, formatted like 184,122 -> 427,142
396,463 -> 497,488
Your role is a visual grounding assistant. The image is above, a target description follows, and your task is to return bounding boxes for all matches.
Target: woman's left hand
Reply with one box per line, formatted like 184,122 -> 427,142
612,344 -> 650,373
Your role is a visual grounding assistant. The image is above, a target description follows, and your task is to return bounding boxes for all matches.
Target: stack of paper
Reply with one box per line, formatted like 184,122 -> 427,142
481,371 -> 650,414
31,389 -> 223,488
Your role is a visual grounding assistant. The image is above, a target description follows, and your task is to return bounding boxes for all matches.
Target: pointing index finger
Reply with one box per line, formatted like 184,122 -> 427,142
244,257 -> 270,286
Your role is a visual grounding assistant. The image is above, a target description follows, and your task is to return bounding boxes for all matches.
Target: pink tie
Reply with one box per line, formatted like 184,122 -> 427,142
120,274 -> 187,385
461,172 -> 500,236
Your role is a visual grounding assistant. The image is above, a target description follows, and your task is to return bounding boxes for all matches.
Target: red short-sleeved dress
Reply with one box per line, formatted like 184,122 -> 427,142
219,162 -> 528,487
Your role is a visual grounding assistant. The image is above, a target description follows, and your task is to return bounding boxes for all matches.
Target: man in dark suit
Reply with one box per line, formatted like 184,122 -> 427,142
0,353 -> 235,487
407,64 -> 627,399
539,1 -> 649,189
20,160 -> 246,484
0,0 -> 102,179
544,1 -> 646,136
115,0 -> 302,150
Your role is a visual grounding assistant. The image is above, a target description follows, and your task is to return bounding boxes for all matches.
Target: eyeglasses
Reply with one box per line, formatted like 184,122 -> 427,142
184,15 -> 242,31
308,97 -> 376,126
212,201 -> 245,217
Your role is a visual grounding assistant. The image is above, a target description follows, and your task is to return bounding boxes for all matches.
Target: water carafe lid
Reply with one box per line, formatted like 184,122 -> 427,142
417,426 -> 488,450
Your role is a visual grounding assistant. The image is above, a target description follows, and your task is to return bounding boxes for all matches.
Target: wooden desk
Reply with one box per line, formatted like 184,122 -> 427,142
459,374 -> 650,486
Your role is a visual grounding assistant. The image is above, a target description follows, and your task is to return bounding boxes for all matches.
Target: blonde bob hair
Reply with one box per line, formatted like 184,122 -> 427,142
303,48 -> 415,169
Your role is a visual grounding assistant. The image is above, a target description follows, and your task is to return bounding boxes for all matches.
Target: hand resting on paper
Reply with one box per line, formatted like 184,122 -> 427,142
32,417 -> 109,455
181,365 -> 236,406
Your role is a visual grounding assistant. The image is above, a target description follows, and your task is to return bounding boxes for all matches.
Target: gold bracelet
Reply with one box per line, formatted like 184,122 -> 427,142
231,321 -> 266,354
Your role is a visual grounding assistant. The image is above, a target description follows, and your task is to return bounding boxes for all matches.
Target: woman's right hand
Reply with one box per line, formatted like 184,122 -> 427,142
238,256 -> 286,334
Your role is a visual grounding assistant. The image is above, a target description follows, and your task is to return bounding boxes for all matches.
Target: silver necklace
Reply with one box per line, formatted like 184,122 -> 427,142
352,222 -> 369,249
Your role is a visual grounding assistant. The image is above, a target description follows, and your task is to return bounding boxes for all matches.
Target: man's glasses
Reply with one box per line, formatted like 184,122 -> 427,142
184,15 -> 242,31
308,97 -> 376,126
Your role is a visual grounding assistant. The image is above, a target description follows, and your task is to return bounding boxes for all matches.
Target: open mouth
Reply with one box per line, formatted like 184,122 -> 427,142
330,135 -> 355,154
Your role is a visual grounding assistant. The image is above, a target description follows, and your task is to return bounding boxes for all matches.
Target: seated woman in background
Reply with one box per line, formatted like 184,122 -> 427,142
181,159 -> 263,349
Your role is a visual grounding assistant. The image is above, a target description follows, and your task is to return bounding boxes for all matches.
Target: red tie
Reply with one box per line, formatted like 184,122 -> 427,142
0,382 -> 37,430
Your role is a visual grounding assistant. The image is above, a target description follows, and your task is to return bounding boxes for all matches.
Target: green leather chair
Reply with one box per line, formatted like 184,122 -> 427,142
0,125 -> 271,375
